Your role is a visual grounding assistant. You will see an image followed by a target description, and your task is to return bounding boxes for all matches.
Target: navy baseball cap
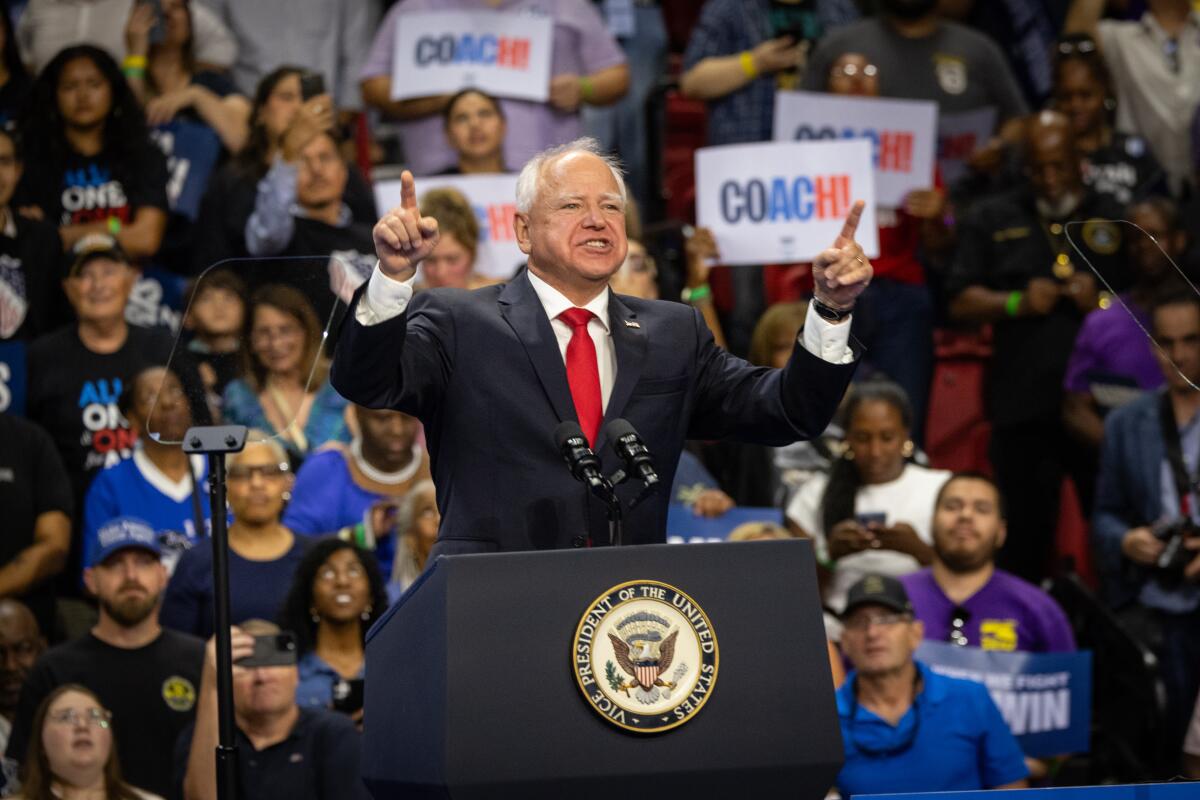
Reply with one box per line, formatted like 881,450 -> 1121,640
91,517 -> 161,567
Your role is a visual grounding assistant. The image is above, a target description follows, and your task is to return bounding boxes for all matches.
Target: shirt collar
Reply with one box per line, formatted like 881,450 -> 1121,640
1141,10 -> 1200,39
291,202 -> 353,228
526,268 -> 611,333
836,661 -> 948,718
132,443 -> 206,503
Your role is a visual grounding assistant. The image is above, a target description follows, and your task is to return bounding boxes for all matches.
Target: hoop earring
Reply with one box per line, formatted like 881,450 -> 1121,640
361,606 -> 373,621
843,448 -> 855,461
282,491 -> 292,502
902,440 -> 915,458
310,608 -> 320,624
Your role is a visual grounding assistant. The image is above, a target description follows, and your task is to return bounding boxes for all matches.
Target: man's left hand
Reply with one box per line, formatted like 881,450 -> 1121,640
812,200 -> 873,311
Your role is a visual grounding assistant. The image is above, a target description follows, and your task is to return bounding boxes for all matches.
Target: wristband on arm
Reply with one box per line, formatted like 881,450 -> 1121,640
739,51 -> 758,79
579,76 -> 595,104
1005,291 -> 1023,318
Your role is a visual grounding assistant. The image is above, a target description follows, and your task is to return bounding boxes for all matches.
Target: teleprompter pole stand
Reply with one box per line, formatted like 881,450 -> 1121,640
183,424 -> 248,800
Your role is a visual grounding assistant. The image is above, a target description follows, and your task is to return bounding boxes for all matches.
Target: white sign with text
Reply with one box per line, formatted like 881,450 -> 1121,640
695,140 -> 878,266
390,11 -> 554,103
773,91 -> 937,207
374,173 -> 525,280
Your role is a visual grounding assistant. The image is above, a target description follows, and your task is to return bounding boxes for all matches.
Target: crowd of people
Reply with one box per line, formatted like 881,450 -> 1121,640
0,0 -> 1197,797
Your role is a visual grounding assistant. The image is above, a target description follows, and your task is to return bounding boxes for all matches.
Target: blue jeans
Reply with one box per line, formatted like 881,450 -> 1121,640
849,278 -> 935,445
582,5 -> 667,214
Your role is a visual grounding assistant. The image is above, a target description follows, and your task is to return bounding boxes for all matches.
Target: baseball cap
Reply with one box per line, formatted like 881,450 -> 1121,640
68,232 -> 131,277
842,574 -> 913,619
91,517 -> 161,567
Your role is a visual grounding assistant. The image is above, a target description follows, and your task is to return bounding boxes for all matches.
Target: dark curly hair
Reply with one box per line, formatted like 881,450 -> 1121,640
18,45 -> 152,169
278,538 -> 388,658
820,381 -> 914,536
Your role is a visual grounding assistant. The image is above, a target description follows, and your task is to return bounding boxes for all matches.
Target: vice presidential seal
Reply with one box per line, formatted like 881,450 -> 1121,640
572,580 -> 718,733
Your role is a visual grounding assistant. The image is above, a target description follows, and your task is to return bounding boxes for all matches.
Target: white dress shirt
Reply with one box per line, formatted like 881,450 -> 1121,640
354,264 -> 855,397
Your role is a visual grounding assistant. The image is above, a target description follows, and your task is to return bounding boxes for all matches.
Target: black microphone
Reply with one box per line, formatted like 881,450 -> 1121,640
554,421 -> 611,494
604,418 -> 659,488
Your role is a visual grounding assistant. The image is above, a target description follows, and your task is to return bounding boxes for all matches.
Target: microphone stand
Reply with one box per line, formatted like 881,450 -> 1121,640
183,424 -> 247,800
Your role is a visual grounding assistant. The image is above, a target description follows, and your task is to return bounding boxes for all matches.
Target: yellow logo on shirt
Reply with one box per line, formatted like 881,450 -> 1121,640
162,676 -> 197,712
979,619 -> 1018,651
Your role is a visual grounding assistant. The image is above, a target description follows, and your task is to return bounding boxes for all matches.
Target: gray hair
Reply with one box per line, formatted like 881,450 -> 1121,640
226,430 -> 290,471
514,137 -> 627,214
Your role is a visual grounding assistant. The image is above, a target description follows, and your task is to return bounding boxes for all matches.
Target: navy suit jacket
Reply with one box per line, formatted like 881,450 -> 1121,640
330,270 -> 857,555
1094,390 -> 1165,607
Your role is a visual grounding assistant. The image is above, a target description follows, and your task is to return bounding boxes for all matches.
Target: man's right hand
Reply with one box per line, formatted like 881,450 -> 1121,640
1020,277 -> 1060,317
1122,526 -> 1165,566
373,170 -> 440,281
203,626 -> 255,685
751,37 -> 806,75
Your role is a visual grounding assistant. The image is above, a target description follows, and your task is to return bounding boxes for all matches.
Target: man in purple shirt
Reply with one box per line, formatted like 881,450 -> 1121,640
359,0 -> 629,176
1062,197 -> 1188,450
902,473 -> 1076,653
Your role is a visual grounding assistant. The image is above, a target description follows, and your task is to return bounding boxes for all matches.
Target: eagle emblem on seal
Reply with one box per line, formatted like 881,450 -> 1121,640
606,611 -> 681,705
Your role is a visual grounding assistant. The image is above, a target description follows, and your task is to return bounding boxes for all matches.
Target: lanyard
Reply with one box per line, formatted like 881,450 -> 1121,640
1159,392 -> 1197,516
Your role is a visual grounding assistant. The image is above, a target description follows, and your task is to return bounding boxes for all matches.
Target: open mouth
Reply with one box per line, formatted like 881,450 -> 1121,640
579,239 -> 612,253
334,593 -> 353,605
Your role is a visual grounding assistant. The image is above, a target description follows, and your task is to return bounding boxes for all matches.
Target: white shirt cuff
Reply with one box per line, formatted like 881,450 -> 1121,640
801,303 -> 854,365
355,263 -> 416,326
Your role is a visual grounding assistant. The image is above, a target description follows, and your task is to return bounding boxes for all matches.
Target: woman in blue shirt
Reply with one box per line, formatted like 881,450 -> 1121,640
222,283 -> 349,467
279,538 -> 387,713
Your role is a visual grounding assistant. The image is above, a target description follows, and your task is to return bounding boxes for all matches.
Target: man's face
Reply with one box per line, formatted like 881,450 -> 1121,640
515,152 -> 628,294
1129,205 -> 1186,282
828,53 -> 879,97
932,478 -> 1006,573
296,134 -> 347,212
83,549 -> 167,628
0,614 -> 43,714
64,257 -> 137,324
0,135 -> 22,208
356,406 -> 418,461
1027,131 -> 1083,207
234,664 -> 298,719
840,604 -> 923,677
132,367 -> 191,442
1153,302 -> 1200,390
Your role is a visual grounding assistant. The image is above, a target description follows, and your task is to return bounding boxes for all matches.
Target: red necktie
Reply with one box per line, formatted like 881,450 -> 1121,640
558,307 -> 602,445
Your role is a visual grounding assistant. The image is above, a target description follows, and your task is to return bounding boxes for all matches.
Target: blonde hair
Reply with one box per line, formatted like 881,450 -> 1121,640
420,187 -> 479,260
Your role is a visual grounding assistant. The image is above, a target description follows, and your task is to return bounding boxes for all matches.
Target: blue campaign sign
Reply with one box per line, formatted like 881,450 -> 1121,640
0,339 -> 27,415
915,640 -> 1091,757
151,118 -> 222,221
859,782 -> 1196,800
665,504 -> 783,543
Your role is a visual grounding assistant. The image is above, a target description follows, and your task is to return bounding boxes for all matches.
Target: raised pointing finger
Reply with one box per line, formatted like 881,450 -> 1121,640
834,200 -> 866,247
399,170 -> 418,211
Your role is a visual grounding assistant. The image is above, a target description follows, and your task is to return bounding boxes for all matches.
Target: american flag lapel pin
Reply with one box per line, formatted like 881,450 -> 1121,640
624,320 -> 640,328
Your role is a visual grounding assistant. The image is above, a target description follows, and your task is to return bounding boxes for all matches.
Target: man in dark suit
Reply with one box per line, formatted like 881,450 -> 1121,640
331,138 -> 871,554
1094,288 -> 1200,752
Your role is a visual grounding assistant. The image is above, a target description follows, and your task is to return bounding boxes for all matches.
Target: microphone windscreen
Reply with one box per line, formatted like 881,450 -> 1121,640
554,420 -> 586,450
603,417 -> 636,443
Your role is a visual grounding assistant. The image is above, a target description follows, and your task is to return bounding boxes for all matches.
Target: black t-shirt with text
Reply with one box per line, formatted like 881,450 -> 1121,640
6,629 -> 205,798
0,414 -> 72,632
15,139 -> 168,232
25,325 -> 176,504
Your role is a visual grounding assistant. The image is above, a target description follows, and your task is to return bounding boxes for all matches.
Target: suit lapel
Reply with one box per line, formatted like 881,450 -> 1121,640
498,271 -> 577,425
597,292 -> 646,451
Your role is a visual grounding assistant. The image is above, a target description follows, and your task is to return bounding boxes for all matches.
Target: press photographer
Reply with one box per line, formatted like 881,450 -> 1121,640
1095,288 -> 1200,758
